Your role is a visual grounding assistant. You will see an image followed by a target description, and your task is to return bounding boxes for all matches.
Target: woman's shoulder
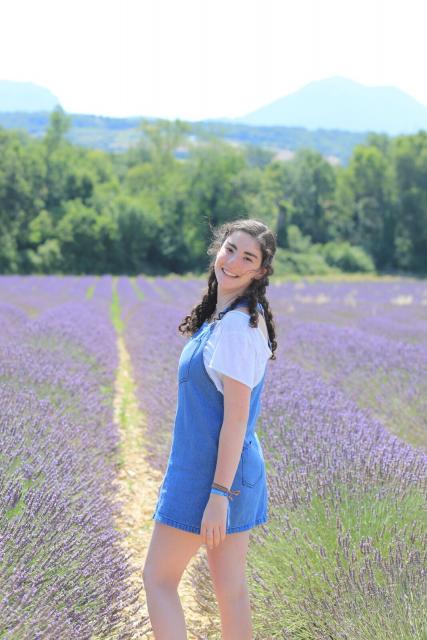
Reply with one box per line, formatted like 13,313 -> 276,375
218,309 -> 271,354
223,308 -> 269,341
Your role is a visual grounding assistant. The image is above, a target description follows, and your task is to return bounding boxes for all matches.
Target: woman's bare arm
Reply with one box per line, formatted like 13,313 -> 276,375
213,375 -> 251,489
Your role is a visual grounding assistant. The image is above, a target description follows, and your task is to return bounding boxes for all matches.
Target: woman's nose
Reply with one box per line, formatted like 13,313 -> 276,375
226,254 -> 238,266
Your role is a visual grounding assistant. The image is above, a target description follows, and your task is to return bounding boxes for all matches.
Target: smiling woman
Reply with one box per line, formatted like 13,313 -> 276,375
143,218 -> 277,639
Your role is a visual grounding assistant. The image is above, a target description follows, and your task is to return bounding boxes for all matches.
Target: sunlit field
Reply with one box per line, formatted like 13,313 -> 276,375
1,274 -> 426,639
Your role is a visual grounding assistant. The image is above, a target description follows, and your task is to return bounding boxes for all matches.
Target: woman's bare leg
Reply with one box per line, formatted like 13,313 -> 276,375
206,530 -> 253,640
142,521 -> 204,639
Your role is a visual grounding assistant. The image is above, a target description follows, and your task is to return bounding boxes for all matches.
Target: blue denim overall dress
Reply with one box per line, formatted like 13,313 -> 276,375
152,298 -> 270,534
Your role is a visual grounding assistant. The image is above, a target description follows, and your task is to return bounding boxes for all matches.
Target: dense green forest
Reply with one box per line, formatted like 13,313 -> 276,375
0,107 -> 426,276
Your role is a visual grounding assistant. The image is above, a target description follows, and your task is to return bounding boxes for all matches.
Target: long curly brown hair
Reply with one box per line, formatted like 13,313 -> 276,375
178,218 -> 278,359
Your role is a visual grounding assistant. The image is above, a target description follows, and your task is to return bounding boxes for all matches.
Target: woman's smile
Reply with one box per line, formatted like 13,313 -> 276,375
222,267 -> 239,278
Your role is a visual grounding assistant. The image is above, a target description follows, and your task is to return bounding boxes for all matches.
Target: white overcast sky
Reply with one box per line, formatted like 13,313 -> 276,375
1,0 -> 426,120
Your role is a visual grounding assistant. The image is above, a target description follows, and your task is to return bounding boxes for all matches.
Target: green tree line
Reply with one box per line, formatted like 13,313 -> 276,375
1,106 -> 426,276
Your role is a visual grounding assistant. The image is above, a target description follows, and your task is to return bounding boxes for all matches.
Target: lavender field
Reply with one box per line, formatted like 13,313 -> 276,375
1,275 -> 426,639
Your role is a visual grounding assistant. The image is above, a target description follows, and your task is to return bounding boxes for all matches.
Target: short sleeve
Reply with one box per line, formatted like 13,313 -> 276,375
207,329 -> 256,389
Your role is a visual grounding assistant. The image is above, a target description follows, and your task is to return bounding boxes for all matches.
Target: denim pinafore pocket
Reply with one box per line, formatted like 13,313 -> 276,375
241,440 -> 264,487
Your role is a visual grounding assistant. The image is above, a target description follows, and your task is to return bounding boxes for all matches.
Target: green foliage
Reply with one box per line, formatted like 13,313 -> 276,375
287,224 -> 313,253
392,132 -> 427,273
282,148 -> 337,244
43,105 -> 72,155
0,228 -> 18,273
113,194 -> 162,274
26,238 -> 62,274
273,227 -> 337,276
243,143 -> 275,169
320,241 -> 375,273
271,226 -> 375,276
274,248 -> 336,276
56,200 -> 117,274
0,118 -> 425,276
340,144 -> 395,269
28,210 -> 54,244
137,118 -> 191,171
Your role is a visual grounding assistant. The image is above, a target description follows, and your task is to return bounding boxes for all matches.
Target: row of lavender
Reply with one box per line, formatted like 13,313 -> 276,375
0,276 -> 142,639
267,278 -> 427,450
119,276 -> 427,640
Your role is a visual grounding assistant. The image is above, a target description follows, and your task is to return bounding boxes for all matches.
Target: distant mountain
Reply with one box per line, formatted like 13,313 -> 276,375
235,76 -> 427,136
0,80 -> 60,112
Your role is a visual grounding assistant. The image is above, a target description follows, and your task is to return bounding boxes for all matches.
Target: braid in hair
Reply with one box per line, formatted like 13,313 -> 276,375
225,258 -> 277,359
178,268 -> 217,335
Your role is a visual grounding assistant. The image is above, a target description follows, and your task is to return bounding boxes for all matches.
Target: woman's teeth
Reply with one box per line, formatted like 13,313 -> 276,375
222,268 -> 238,278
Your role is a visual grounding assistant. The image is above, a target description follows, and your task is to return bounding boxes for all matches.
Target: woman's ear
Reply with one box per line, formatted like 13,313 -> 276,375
254,266 -> 267,280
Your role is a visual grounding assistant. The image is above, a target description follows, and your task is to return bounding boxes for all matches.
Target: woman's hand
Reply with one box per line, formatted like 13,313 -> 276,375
201,493 -> 228,549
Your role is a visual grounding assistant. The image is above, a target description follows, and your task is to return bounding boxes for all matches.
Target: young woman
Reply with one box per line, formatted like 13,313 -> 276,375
143,218 -> 277,640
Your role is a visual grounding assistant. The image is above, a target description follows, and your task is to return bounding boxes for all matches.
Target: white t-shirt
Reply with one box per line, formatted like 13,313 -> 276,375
203,310 -> 272,394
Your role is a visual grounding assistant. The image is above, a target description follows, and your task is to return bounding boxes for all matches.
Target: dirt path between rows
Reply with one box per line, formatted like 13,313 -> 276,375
111,334 -> 213,639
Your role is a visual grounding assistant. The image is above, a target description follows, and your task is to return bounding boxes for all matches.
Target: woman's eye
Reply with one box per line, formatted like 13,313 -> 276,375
225,246 -> 252,262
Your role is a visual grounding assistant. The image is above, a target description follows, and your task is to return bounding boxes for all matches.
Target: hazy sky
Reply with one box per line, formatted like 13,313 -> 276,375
1,0 -> 426,120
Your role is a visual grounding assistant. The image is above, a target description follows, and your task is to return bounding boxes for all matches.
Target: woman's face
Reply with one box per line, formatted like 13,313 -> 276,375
214,230 -> 266,295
